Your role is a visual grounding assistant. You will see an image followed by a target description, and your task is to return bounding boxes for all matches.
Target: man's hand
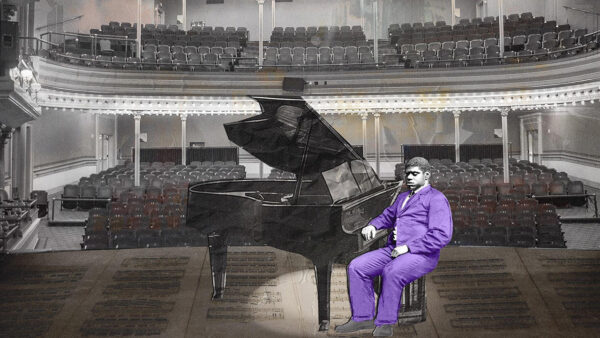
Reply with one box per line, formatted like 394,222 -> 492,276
391,244 -> 409,258
361,225 -> 377,241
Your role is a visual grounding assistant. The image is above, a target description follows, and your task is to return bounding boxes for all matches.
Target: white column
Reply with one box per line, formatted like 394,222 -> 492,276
134,114 -> 141,186
360,0 -> 365,30
374,113 -> 381,176
519,118 -> 526,160
137,0 -> 142,58
537,114 -> 543,165
373,0 -> 379,64
501,108 -> 509,183
182,0 -> 187,30
25,124 -> 33,198
271,0 -> 276,31
95,114 -> 100,172
17,127 -> 25,199
181,114 -> 187,165
12,130 -> 19,198
361,113 -> 368,155
453,111 -> 461,163
498,0 -> 504,58
114,115 -> 118,166
258,0 -> 265,67
451,0 -> 456,26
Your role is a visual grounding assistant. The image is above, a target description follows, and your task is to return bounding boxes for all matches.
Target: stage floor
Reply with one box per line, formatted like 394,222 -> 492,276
1,246 -> 599,337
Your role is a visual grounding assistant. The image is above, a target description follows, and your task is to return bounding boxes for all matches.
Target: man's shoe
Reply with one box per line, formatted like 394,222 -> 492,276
372,324 -> 394,337
334,319 -> 375,333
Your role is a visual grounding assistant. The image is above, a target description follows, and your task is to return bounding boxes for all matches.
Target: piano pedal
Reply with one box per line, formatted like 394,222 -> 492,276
318,320 -> 329,331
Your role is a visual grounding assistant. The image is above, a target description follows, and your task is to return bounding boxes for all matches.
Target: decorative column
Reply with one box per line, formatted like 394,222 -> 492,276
360,0 -> 365,30
25,124 -> 32,198
451,0 -> 456,26
361,113 -> 368,155
95,113 -> 100,172
137,0 -> 142,58
537,114 -> 543,165
498,0 -> 504,57
500,108 -> 510,183
134,114 -> 141,186
373,0 -> 379,64
374,113 -> 381,176
0,125 -> 13,194
13,125 -> 30,199
182,0 -> 187,30
271,0 -> 276,31
257,0 -> 265,67
519,117 -> 526,160
114,115 -> 118,167
181,114 -> 187,165
453,110 -> 461,163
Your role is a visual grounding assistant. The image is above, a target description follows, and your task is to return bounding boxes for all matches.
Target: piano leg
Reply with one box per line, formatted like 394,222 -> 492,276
314,261 -> 333,331
208,232 -> 227,299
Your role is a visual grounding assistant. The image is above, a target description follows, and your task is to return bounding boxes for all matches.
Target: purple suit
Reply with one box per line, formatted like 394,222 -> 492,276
347,185 -> 452,326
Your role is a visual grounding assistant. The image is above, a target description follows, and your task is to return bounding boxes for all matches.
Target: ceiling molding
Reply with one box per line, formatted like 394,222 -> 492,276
37,82 -> 600,116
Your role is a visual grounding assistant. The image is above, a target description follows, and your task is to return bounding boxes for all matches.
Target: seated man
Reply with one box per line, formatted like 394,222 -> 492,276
335,157 -> 453,337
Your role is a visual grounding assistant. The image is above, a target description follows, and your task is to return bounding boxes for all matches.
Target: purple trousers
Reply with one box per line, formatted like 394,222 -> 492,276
347,244 -> 438,326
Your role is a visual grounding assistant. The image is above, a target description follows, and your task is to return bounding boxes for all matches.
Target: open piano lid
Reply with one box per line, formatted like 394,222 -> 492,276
224,96 -> 363,175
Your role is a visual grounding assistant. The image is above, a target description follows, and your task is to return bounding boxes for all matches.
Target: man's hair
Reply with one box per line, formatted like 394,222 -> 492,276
405,157 -> 432,173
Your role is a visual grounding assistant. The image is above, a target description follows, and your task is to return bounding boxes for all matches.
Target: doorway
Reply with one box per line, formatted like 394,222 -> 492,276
100,134 -> 113,171
527,130 -> 538,163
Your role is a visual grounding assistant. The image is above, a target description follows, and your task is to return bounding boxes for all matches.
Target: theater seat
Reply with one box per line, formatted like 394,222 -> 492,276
62,184 -> 80,210
566,181 -> 586,207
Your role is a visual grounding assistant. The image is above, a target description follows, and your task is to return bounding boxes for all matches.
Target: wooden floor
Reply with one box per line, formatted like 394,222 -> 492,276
1,246 -> 599,337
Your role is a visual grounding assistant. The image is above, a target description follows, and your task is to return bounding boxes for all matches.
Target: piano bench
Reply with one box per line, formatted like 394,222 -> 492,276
397,276 -> 427,324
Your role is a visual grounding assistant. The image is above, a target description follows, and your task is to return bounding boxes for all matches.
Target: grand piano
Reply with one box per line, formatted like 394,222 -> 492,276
187,96 -> 401,331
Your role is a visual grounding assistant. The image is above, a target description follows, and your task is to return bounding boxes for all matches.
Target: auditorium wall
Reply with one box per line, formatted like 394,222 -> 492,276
162,0 -> 478,40
117,111 -> 520,177
30,109 -> 99,193
486,0 -> 600,33
33,0 -> 155,37
542,108 -> 600,188
116,114 -> 244,160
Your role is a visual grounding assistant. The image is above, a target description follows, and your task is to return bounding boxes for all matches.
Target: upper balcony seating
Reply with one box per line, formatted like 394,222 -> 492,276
388,12 -> 579,47
43,16 -> 599,73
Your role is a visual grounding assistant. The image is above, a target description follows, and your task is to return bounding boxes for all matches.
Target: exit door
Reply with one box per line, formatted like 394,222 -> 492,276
101,135 -> 110,171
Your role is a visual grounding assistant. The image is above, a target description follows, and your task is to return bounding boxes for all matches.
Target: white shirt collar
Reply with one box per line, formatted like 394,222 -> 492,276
409,183 -> 429,196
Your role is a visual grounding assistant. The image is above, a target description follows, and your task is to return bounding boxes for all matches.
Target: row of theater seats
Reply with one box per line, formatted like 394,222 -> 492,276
83,226 -> 205,250
270,25 -> 366,46
449,197 -> 565,248
399,35 -> 591,68
82,203 -> 203,249
262,45 -> 375,66
268,168 -> 296,179
400,30 -> 586,55
61,162 -> 246,210
49,50 -> 235,71
0,189 -> 49,217
140,32 -> 247,47
390,12 -> 542,32
92,21 -> 248,40
390,22 -> 576,46
389,13 -> 572,42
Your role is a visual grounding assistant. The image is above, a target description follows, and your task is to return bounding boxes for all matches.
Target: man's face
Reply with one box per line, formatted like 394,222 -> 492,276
405,166 -> 430,190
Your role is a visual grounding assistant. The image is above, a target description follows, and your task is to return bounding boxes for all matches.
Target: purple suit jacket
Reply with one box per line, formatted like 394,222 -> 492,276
369,185 -> 453,256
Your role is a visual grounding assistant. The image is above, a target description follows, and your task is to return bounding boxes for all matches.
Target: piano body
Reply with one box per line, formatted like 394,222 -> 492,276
187,96 -> 400,331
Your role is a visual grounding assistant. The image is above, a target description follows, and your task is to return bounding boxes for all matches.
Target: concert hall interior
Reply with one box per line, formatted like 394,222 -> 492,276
1,0 -> 600,337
